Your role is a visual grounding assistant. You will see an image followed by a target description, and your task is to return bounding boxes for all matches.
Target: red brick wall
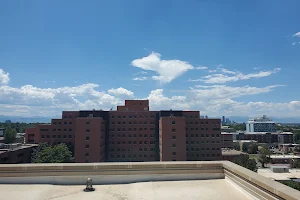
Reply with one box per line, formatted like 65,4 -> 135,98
74,117 -> 105,163
107,111 -> 157,161
159,117 -> 186,161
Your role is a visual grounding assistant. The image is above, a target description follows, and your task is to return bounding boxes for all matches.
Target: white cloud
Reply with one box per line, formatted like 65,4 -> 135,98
133,71 -> 147,76
132,77 -> 148,81
195,66 -> 208,70
293,32 -> 300,37
0,69 -> 10,85
200,68 -> 281,84
131,52 -> 194,83
0,68 -> 298,118
107,87 -> 134,99
219,68 -> 237,75
208,69 -> 217,73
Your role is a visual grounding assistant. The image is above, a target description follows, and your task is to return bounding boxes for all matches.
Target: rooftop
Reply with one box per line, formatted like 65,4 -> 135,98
270,155 -> 300,159
0,143 -> 37,154
0,161 -> 299,200
0,178 -> 256,200
222,149 -> 246,156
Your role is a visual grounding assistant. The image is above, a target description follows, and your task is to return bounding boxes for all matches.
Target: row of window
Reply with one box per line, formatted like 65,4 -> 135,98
109,127 -> 154,131
41,135 -> 72,139
186,140 -> 221,144
41,128 -> 73,132
187,147 -> 220,151
109,140 -> 155,145
110,133 -> 155,138
110,154 -> 156,158
53,121 -> 73,125
109,147 -> 156,152
186,127 -> 220,131
186,133 -> 220,137
185,121 -> 219,125
111,121 -> 155,125
187,153 -> 221,157
111,115 -> 155,119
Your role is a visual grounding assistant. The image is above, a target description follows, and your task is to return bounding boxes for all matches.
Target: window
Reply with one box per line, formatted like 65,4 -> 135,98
144,141 -> 148,144
172,128 -> 176,132
144,134 -> 147,137
139,141 -> 142,144
86,121 -> 90,125
58,135 -> 61,138
52,135 -> 56,138
41,129 -> 48,132
68,135 -> 72,138
133,141 -> 137,144
63,135 -> 66,138
64,129 -> 67,131
69,122 -> 72,124
86,136 -> 89,140
85,153 -> 89,156
64,122 -> 67,124
172,121 -> 175,124
69,129 -> 72,131
172,136 -> 176,139
172,144 -> 176,147
41,135 -> 45,138
172,152 -> 176,156
144,148 -> 147,151
86,144 -> 89,148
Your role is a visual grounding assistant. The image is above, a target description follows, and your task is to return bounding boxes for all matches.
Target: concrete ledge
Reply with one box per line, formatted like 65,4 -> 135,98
0,161 -> 299,200
223,161 -> 300,200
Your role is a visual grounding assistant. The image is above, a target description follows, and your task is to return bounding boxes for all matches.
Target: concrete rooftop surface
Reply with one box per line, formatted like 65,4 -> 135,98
0,178 -> 257,200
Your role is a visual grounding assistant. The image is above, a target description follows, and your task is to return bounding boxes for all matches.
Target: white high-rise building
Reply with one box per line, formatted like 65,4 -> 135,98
246,115 -> 276,132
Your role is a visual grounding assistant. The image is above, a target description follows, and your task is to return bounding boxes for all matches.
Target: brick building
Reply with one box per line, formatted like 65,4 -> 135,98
26,100 -> 222,162
0,143 -> 37,164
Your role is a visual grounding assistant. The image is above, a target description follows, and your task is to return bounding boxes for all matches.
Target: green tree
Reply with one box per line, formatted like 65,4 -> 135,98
31,143 -> 73,163
247,143 -> 258,154
242,143 -> 248,152
4,128 -> 17,144
233,143 -> 240,151
232,155 -> 257,172
259,147 -> 271,168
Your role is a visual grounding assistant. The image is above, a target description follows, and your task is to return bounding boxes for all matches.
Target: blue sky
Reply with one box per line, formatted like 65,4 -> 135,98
0,0 -> 300,117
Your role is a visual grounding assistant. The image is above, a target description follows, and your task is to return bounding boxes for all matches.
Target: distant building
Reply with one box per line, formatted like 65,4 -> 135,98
26,100 -> 222,163
278,132 -> 294,144
246,115 -> 276,132
270,155 -> 300,165
221,126 -> 235,133
0,143 -> 37,164
221,149 -> 247,161
0,128 -> 4,137
278,143 -> 300,154
222,116 -> 225,124
221,133 -> 233,149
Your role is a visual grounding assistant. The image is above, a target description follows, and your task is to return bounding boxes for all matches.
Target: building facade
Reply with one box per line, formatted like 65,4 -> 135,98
0,143 -> 37,164
246,115 -> 276,132
26,100 -> 222,162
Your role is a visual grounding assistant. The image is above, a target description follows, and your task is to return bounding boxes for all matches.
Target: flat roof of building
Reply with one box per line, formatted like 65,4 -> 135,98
0,144 -> 37,155
222,150 -> 245,156
0,178 -> 256,200
258,168 -> 300,181
270,155 -> 300,159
